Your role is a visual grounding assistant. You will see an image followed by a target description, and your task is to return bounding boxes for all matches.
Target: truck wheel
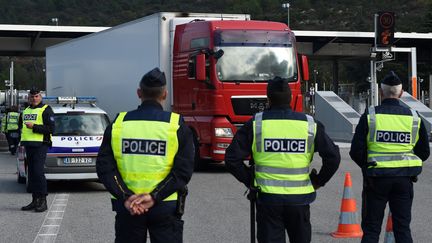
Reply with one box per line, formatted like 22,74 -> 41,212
193,133 -> 206,171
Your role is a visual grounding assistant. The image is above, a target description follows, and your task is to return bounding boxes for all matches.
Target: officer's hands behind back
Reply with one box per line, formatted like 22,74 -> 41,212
124,194 -> 155,215
309,168 -> 321,190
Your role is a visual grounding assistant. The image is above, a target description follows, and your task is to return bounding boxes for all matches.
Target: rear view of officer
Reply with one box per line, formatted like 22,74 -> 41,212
96,67 -> 194,243
225,77 -> 340,243
20,89 -> 55,212
350,71 -> 430,243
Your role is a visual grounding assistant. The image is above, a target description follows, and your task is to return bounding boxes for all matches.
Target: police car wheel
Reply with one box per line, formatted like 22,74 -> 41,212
17,172 -> 25,184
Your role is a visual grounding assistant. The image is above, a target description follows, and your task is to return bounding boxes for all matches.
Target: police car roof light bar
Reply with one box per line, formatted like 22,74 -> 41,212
43,96 -> 97,104
76,96 -> 97,104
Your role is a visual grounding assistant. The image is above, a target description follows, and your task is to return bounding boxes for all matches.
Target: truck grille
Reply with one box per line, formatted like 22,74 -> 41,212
231,96 -> 268,116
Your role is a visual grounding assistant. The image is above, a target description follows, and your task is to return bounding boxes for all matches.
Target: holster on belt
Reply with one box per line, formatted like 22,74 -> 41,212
176,186 -> 188,216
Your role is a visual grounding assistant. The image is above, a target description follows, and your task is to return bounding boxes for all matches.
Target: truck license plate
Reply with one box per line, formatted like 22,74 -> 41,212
63,157 -> 93,164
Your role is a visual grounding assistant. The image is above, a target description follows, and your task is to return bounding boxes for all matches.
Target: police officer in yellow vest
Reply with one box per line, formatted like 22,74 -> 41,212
225,77 -> 340,243
96,68 -> 194,243
0,112 -> 6,133
6,106 -> 20,155
20,89 -> 55,212
350,71 -> 430,243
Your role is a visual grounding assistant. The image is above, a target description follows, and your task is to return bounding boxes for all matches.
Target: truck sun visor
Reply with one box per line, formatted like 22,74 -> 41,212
214,30 -> 295,47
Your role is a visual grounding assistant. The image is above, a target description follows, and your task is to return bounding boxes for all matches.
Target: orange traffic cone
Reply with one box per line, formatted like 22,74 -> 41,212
384,212 -> 395,243
331,172 -> 363,238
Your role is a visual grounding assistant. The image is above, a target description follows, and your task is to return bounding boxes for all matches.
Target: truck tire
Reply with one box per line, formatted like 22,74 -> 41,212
193,134 -> 201,171
192,132 -> 206,171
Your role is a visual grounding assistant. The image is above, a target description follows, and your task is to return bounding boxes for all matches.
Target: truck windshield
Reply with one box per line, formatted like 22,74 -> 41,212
53,113 -> 110,136
214,30 -> 297,82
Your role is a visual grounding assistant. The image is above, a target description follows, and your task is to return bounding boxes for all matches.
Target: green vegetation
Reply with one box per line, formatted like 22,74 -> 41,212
0,0 -> 431,90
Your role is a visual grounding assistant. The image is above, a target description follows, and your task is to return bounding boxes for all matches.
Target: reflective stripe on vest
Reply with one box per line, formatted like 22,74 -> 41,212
367,106 -> 422,174
21,105 -> 48,142
6,112 -> 19,131
252,112 -> 316,195
111,112 -> 180,201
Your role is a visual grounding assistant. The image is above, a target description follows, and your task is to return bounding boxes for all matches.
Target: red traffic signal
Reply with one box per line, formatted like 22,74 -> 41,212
375,12 -> 395,47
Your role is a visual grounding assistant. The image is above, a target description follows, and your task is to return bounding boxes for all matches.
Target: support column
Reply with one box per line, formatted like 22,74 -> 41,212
411,47 -> 417,99
370,60 -> 379,106
333,59 -> 339,94
429,74 -> 432,109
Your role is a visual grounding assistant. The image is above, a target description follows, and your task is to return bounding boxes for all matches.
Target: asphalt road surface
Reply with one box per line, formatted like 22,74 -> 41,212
0,145 -> 431,243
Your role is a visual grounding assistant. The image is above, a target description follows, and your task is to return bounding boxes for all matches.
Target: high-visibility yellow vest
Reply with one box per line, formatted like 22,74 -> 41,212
111,111 -> 180,201
367,106 -> 422,176
6,112 -> 19,131
0,116 -> 6,133
21,105 -> 48,142
252,112 -> 316,195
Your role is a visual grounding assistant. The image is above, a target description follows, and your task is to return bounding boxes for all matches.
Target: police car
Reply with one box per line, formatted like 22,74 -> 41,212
17,97 -> 110,189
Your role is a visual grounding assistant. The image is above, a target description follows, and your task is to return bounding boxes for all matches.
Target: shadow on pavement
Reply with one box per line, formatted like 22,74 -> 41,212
0,175 -> 27,194
48,181 -> 106,193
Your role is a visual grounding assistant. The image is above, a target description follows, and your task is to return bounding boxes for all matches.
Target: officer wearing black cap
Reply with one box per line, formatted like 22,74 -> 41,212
96,67 -> 194,243
350,71 -> 430,243
225,76 -> 340,243
19,88 -> 55,212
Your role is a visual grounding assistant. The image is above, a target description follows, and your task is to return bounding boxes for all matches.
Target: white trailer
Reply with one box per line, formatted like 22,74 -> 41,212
46,12 -> 249,119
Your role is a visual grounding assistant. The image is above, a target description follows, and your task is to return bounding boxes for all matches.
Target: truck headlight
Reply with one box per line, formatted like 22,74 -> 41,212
215,128 -> 234,138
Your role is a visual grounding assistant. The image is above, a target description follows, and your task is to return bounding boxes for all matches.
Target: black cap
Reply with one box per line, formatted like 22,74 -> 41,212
140,68 -> 166,88
29,87 -> 40,95
381,71 -> 402,86
267,76 -> 290,94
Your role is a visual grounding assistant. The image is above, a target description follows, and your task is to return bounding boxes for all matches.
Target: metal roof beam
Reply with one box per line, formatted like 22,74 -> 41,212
31,31 -> 41,49
313,37 -> 337,54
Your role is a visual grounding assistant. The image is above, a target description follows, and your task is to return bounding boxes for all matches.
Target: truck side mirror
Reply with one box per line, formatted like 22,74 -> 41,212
213,49 -> 224,59
196,54 -> 206,81
300,55 -> 310,82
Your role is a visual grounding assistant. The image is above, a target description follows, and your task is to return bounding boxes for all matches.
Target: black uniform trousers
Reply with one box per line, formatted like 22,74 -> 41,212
25,145 -> 48,196
114,201 -> 183,243
361,177 -> 414,243
257,203 -> 311,243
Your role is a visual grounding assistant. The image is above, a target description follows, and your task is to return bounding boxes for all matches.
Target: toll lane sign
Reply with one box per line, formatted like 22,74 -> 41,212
375,11 -> 395,47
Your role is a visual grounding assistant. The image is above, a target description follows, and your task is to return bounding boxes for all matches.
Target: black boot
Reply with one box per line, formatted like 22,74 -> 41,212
34,196 -> 47,212
21,196 -> 37,211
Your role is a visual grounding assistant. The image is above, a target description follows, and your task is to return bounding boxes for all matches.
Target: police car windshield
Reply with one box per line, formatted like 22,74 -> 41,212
53,113 -> 109,136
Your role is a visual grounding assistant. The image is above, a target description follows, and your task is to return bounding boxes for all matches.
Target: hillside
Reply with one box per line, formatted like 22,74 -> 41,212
0,0 -> 431,90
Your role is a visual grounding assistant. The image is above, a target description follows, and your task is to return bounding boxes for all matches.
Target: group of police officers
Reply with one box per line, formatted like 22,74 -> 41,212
1,106 -> 20,155
95,68 -> 429,243
6,68 -> 429,243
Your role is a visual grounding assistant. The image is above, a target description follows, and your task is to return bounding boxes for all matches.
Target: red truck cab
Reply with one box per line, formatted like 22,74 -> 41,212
172,20 -> 309,165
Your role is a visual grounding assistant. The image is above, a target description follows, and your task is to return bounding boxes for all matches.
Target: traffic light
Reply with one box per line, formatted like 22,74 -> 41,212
375,12 -> 395,47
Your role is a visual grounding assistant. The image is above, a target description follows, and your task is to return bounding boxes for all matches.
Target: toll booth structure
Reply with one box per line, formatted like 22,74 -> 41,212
315,91 -> 361,142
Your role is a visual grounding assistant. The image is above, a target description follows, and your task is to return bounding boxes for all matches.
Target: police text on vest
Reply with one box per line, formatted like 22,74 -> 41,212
376,130 -> 411,143
122,139 -> 166,156
23,114 -> 37,121
264,139 -> 306,153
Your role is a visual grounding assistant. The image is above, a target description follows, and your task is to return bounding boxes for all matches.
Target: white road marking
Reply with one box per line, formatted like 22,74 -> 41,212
33,194 -> 69,243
